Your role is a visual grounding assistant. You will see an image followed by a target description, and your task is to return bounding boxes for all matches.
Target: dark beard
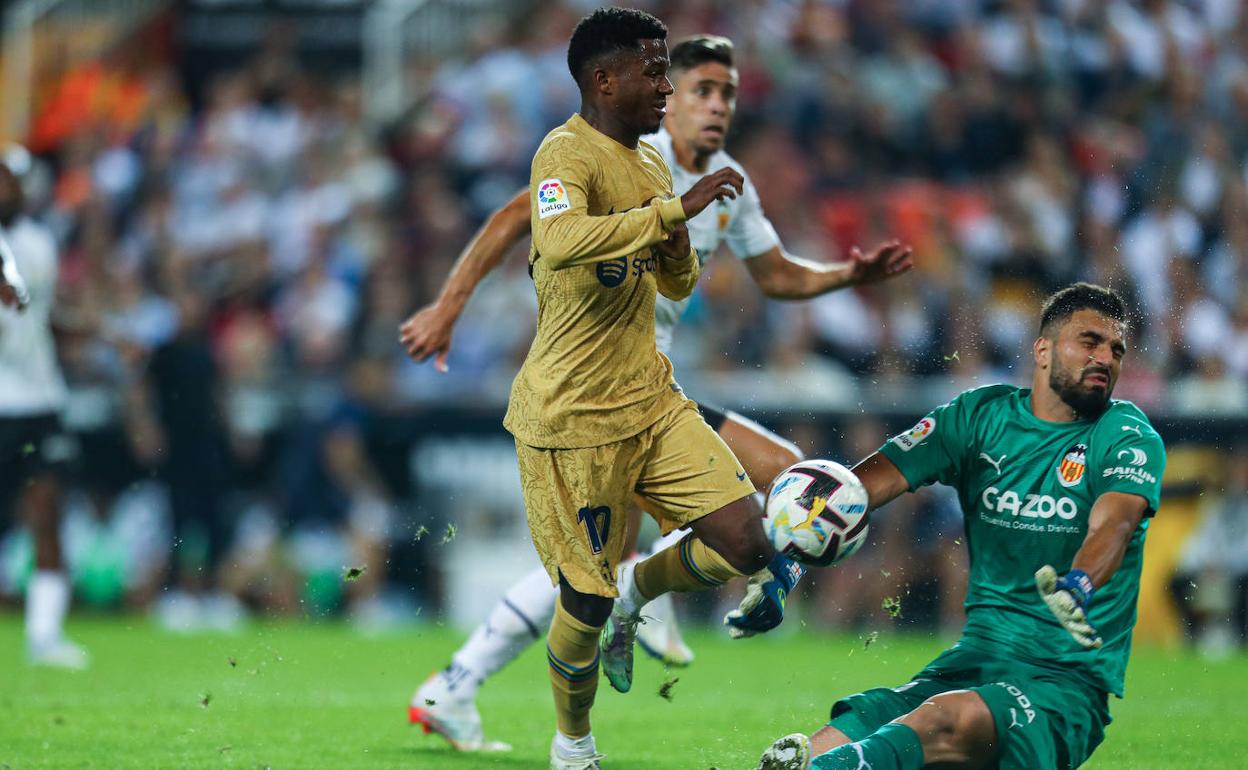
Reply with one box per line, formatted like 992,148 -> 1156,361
1050,365 -> 1111,418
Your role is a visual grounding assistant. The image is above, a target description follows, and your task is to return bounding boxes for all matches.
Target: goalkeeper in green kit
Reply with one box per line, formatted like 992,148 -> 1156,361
757,283 -> 1166,770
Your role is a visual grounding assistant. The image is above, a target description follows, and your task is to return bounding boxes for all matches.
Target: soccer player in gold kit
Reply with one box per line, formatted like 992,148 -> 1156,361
505,8 -> 778,768
403,33 -> 913,756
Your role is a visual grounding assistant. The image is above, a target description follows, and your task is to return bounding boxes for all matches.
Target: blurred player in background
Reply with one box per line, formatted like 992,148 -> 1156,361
756,283 -> 1165,770
0,144 -> 87,669
402,33 -> 911,753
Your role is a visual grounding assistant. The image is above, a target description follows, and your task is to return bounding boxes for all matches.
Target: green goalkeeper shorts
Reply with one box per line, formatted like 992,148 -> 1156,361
825,639 -> 1111,769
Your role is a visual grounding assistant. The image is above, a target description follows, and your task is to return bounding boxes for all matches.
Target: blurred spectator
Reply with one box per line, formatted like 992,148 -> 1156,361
144,289 -> 240,631
24,1 -> 1248,400
8,0 -> 1248,634
1171,446 -> 1248,656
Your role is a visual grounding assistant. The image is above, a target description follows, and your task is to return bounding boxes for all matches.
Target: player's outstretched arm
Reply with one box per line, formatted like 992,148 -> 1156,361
398,189 -> 530,370
744,240 -> 913,300
1036,491 -> 1149,648
723,452 -> 909,639
851,451 -> 911,512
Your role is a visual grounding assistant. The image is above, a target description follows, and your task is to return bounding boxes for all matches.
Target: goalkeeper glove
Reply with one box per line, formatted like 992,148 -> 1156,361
724,554 -> 806,639
1035,565 -> 1102,648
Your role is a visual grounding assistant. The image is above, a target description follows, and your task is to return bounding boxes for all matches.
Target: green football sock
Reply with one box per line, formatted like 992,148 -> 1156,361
812,723 -> 923,770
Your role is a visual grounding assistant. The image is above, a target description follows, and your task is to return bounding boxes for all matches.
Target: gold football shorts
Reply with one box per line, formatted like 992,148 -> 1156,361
514,400 -> 756,597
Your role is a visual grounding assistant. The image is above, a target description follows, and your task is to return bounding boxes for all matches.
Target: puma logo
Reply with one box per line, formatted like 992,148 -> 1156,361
979,452 -> 1007,476
1121,424 -> 1142,437
736,470 -> 747,481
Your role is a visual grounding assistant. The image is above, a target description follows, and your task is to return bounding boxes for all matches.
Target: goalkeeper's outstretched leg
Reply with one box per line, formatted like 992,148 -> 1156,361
758,691 -> 997,770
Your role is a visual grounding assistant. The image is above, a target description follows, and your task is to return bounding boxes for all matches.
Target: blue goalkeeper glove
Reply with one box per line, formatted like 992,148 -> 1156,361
724,554 -> 806,639
1035,565 -> 1102,649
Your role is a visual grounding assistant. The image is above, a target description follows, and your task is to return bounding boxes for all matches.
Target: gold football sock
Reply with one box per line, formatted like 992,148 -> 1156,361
633,533 -> 745,599
546,598 -> 601,738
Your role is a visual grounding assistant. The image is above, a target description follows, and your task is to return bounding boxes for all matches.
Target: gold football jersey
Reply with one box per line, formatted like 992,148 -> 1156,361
504,114 -> 699,449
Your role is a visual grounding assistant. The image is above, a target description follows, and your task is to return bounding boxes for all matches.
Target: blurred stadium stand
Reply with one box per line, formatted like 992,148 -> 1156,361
0,0 -> 1245,647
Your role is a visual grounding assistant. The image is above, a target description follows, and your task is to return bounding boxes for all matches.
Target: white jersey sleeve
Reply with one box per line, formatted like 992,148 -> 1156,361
722,172 -> 780,260
0,217 -> 67,416
0,225 -> 30,306
644,128 -> 783,353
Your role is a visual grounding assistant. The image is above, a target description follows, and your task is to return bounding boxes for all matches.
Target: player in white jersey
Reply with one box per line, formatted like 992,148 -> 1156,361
0,144 -> 87,669
400,36 -> 911,751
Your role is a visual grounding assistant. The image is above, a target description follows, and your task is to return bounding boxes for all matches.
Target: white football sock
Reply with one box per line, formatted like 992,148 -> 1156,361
555,729 -> 597,757
26,570 -> 70,649
614,559 -> 648,618
615,528 -> 690,618
449,564 -> 558,693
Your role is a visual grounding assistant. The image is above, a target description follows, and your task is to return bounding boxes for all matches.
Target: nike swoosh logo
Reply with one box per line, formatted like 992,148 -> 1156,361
736,470 -> 747,481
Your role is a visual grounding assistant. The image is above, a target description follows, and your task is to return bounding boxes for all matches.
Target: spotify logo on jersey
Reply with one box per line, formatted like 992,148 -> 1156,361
596,258 -> 628,287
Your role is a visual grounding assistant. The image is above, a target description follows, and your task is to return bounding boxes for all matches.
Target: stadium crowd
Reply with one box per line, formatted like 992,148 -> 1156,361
2,0 -> 1245,645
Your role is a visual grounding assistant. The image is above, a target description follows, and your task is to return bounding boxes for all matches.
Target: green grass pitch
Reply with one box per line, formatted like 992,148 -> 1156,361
2,615 -> 1246,768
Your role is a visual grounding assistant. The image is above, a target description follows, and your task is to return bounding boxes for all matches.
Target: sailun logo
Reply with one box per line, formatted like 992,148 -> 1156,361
596,258 -> 628,287
1104,445 -> 1156,486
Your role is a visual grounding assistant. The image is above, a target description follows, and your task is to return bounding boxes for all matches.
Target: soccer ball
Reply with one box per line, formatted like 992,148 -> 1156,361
763,459 -> 870,567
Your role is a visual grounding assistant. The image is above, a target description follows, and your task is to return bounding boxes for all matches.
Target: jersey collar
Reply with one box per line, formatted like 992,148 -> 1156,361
1017,388 -> 1097,428
570,113 -> 644,157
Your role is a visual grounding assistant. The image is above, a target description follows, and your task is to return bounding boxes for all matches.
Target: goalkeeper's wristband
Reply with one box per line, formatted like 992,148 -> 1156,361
768,553 -> 805,593
1056,569 -> 1095,609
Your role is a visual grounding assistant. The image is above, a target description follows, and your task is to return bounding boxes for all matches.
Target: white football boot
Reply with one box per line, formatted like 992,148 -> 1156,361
27,638 -> 89,670
634,591 -> 694,667
409,668 -> 511,752
756,733 -> 812,770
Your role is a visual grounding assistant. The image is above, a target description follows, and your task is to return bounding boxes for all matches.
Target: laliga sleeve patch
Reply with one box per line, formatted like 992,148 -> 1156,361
890,417 -> 935,452
536,179 -> 571,219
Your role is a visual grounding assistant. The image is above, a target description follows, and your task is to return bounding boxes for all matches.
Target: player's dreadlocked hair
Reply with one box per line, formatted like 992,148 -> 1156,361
669,35 -> 734,74
1039,283 -> 1129,337
567,7 -> 668,85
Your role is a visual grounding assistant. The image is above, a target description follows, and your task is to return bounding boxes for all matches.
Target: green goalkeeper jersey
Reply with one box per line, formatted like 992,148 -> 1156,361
878,384 -> 1166,698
